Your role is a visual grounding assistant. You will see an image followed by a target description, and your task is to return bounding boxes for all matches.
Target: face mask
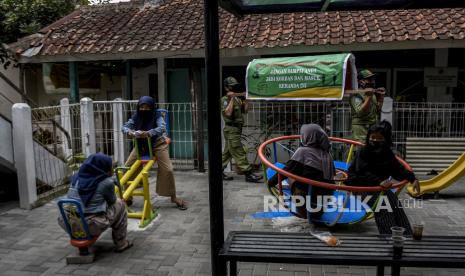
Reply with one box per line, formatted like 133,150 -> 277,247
369,140 -> 385,151
364,82 -> 376,89
139,110 -> 152,116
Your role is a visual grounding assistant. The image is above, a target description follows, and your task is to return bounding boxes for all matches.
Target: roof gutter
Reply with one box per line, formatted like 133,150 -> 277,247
15,49 -> 206,63
14,39 -> 465,64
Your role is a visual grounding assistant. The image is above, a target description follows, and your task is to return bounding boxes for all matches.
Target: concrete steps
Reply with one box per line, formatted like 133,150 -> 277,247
406,137 -> 465,175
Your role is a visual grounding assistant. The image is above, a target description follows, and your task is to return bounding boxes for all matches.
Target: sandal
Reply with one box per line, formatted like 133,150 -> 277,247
114,240 -> 133,253
174,199 -> 188,211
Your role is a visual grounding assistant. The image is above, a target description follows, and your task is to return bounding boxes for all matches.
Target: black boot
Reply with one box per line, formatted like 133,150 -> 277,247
222,172 -> 233,181
245,171 -> 263,183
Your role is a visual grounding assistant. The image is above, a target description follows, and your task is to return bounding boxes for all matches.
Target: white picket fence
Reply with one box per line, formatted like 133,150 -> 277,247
11,98 -> 465,208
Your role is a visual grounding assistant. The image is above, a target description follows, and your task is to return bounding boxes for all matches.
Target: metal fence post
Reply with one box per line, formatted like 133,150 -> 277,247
204,0 -> 225,274
60,98 -> 73,158
80,97 -> 96,157
12,103 -> 37,209
112,98 -> 125,165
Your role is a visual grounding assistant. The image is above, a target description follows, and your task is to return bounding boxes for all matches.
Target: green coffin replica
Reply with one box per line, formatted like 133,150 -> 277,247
246,53 -> 357,100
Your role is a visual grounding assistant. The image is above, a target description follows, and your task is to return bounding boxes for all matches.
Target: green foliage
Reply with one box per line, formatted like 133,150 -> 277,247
67,153 -> 86,172
0,0 -> 78,44
0,0 -> 110,66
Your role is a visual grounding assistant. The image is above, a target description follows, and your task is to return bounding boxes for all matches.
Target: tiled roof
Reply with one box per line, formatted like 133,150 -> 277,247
10,0 -> 465,58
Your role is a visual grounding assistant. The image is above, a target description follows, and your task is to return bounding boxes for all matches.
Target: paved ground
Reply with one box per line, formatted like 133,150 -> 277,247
1,170 -> 465,276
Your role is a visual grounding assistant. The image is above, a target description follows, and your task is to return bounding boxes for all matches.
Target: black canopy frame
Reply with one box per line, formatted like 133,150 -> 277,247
203,1 -> 465,275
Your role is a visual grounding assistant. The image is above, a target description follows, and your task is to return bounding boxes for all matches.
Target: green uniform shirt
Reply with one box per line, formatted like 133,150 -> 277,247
349,93 -> 380,142
350,93 -> 379,126
221,95 -> 244,125
220,95 -> 252,172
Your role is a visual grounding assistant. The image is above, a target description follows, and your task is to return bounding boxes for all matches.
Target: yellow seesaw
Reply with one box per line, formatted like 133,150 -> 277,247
114,137 -> 157,228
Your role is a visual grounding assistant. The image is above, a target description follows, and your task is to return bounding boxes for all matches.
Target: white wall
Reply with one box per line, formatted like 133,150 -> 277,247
132,63 -> 157,100
221,56 -> 259,67
25,66 -> 65,106
0,66 -> 22,120
101,73 -> 123,100
427,49 -> 453,102
0,116 -> 14,164
25,66 -> 126,105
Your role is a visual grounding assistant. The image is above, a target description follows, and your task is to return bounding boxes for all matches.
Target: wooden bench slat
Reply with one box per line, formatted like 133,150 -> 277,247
234,232 -> 465,239
229,244 -> 465,256
233,238 -> 465,247
230,244 -> 391,252
233,237 -> 465,244
228,248 -> 465,259
231,239 -> 465,250
220,231 -> 465,275
229,248 -> 390,256
402,253 -> 465,259
233,233 -> 465,242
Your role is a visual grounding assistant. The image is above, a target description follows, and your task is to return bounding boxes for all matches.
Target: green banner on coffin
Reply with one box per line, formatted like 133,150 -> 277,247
246,53 -> 357,100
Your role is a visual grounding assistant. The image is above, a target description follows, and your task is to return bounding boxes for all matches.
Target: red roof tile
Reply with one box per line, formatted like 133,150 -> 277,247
10,0 -> 465,58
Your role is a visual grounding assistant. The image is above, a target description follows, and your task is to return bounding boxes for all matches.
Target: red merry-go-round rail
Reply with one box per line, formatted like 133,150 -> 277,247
258,135 -> 412,192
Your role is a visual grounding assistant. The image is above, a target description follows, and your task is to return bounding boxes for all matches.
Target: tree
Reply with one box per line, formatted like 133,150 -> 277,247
0,0 -> 109,67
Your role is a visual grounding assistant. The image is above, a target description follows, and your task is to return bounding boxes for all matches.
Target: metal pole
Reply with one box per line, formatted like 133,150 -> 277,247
125,60 -> 133,100
192,65 -> 205,172
203,0 -> 224,275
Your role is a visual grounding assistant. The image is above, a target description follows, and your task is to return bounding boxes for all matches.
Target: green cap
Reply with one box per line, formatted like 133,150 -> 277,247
223,76 -> 240,87
358,69 -> 376,80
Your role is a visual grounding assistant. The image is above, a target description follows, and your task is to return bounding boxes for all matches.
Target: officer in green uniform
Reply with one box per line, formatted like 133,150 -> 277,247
350,69 -> 385,142
221,77 -> 263,183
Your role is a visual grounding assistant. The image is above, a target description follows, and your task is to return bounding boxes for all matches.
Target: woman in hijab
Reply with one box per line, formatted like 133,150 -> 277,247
345,120 -> 420,235
122,96 -> 187,210
59,153 -> 132,253
268,124 -> 335,220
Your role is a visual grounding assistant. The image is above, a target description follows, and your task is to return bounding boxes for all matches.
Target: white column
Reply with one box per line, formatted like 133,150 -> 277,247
381,96 -> 394,126
157,58 -> 166,103
80,97 -> 96,157
12,103 -> 37,209
112,98 -> 125,165
60,98 -> 72,158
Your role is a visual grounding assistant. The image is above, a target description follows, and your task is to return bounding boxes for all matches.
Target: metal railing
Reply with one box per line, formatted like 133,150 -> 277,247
329,101 -> 465,157
393,102 -> 465,156
31,104 -> 80,198
29,99 -> 465,197
93,100 -> 330,171
93,100 -> 207,170
243,101 -> 330,164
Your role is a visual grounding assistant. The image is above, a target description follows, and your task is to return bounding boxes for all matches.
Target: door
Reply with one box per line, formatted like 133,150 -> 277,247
167,68 -> 193,159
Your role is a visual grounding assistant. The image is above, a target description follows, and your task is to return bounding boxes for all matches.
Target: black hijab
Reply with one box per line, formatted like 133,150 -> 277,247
132,96 -> 159,131
360,120 -> 393,161
72,153 -> 112,206
290,124 -> 335,180
347,120 -> 398,185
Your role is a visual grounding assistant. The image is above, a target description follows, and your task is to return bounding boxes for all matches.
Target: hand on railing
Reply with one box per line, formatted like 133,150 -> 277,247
134,130 -> 150,138
128,130 -> 150,138
380,177 -> 394,190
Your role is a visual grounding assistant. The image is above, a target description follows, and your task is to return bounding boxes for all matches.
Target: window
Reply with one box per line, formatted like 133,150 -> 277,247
393,69 -> 426,102
370,68 -> 392,97
452,70 -> 465,103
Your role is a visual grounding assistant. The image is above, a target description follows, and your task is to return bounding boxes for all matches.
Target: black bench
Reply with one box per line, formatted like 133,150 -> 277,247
219,231 -> 465,276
